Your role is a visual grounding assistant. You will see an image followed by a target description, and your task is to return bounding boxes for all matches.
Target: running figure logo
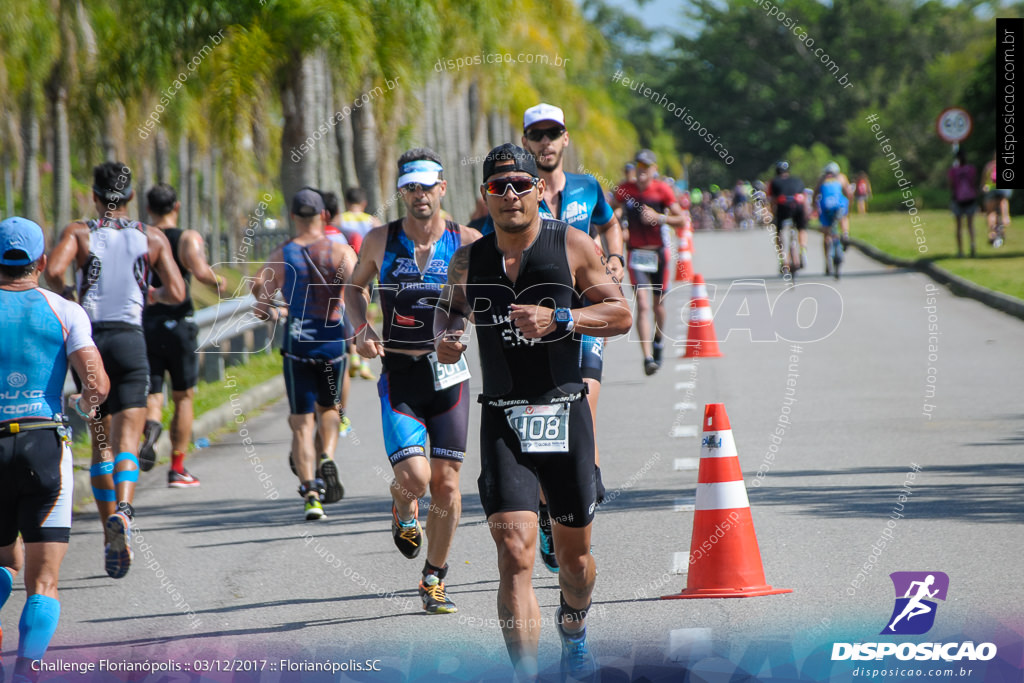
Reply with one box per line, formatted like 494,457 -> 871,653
881,571 -> 949,635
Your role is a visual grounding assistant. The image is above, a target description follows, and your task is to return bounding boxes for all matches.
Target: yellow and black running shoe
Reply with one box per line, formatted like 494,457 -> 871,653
419,574 -> 457,614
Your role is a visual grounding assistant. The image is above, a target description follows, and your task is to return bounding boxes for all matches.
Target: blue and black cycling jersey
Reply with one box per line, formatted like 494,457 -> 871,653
817,179 -> 849,229
480,172 -> 613,237
379,219 -> 461,351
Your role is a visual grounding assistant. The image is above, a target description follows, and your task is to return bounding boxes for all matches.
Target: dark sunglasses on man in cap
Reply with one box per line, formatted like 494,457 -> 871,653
524,126 -> 566,143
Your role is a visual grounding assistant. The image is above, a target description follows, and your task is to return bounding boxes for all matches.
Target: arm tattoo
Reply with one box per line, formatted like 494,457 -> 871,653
446,246 -> 472,316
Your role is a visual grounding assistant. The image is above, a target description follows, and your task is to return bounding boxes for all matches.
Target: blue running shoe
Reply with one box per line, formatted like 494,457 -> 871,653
538,513 -> 559,573
557,607 -> 597,682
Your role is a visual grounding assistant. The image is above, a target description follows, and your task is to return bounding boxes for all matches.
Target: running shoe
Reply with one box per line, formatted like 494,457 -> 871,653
538,515 -> 559,574
318,455 -> 345,503
557,608 -> 597,682
349,357 -> 376,380
391,502 -> 422,559
643,357 -> 659,376
338,415 -> 352,438
304,495 -> 326,521
168,467 -> 200,488
419,574 -> 458,614
104,510 -> 133,579
652,341 -> 664,366
139,420 -> 161,472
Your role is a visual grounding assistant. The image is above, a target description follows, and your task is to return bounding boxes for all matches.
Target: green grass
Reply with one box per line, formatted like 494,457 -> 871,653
192,266 -> 250,309
72,351 -> 283,463
851,209 -> 1024,300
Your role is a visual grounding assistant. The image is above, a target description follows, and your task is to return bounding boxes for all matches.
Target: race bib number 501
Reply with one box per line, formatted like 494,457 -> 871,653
428,352 -> 471,390
505,403 -> 570,453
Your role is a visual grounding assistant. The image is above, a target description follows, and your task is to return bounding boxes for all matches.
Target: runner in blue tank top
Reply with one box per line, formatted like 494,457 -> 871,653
252,188 -> 357,521
346,148 -> 481,615
1,217 -> 109,679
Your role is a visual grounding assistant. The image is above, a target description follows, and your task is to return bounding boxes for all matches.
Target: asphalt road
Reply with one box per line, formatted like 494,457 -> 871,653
5,228 -> 1023,682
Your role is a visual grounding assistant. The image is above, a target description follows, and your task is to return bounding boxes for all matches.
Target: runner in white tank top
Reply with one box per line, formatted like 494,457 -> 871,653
45,161 -> 186,579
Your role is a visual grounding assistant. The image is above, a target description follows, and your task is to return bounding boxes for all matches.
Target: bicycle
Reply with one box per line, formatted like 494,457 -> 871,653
776,218 -> 802,279
820,213 -> 846,280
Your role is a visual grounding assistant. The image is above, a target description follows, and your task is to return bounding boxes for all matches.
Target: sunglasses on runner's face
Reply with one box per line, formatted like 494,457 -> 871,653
484,177 -> 538,197
636,163 -> 653,173
400,182 -> 439,194
524,126 -> 566,142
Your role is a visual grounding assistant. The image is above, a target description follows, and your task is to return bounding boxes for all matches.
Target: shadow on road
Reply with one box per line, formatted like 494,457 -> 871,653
596,462 -> 1024,524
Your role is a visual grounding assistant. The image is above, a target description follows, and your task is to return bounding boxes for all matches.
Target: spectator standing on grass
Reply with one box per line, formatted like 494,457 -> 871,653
948,149 -> 979,258
981,152 -> 1011,248
854,172 -> 872,214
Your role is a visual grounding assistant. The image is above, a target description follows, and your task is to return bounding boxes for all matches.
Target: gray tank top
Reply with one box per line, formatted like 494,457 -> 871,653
77,217 -> 150,326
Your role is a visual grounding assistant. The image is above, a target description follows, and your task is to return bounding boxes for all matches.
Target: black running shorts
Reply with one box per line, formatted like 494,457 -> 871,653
477,396 -> 596,529
90,323 -> 150,418
774,202 -> 808,231
627,247 -> 672,296
144,315 -> 200,393
283,354 -> 346,415
578,335 -> 604,383
377,352 -> 468,466
0,428 -> 73,544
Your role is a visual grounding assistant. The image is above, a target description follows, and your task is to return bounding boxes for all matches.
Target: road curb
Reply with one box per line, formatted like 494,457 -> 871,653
72,374 -> 284,511
849,238 -> 1024,321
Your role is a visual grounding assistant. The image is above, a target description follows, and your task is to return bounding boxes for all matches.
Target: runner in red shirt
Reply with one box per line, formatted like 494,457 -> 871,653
612,150 -> 688,376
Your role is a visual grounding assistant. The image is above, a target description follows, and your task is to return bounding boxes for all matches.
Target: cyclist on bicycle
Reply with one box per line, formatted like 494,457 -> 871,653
767,161 -> 808,274
816,162 -> 850,279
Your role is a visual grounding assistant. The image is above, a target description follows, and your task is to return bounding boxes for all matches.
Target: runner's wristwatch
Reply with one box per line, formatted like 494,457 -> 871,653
553,308 -> 574,334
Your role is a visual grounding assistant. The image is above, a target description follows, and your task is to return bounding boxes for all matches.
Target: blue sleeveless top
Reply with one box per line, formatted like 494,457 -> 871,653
379,219 -> 461,351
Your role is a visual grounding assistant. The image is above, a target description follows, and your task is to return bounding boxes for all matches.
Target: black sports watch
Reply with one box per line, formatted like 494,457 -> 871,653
553,307 -> 574,334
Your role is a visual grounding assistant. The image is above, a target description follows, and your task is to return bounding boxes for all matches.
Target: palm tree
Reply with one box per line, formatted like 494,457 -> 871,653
46,0 -> 95,231
0,0 -> 59,224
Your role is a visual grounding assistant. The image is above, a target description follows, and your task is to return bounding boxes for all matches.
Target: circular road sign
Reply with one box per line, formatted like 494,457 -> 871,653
936,108 -> 972,143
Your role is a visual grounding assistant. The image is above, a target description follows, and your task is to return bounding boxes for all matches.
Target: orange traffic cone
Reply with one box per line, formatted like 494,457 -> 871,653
681,274 -> 721,358
663,404 -> 791,599
674,227 -> 693,283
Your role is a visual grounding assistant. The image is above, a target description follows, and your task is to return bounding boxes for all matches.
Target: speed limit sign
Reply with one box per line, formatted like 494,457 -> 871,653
936,108 -> 972,143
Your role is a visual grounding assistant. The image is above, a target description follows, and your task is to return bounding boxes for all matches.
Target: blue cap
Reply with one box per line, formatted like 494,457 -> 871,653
0,217 -> 45,266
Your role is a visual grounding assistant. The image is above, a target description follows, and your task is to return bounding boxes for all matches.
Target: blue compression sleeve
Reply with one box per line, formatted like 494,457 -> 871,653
18,594 -> 61,660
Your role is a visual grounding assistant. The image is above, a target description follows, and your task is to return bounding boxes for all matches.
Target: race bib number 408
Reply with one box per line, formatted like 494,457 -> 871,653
505,403 -> 570,453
